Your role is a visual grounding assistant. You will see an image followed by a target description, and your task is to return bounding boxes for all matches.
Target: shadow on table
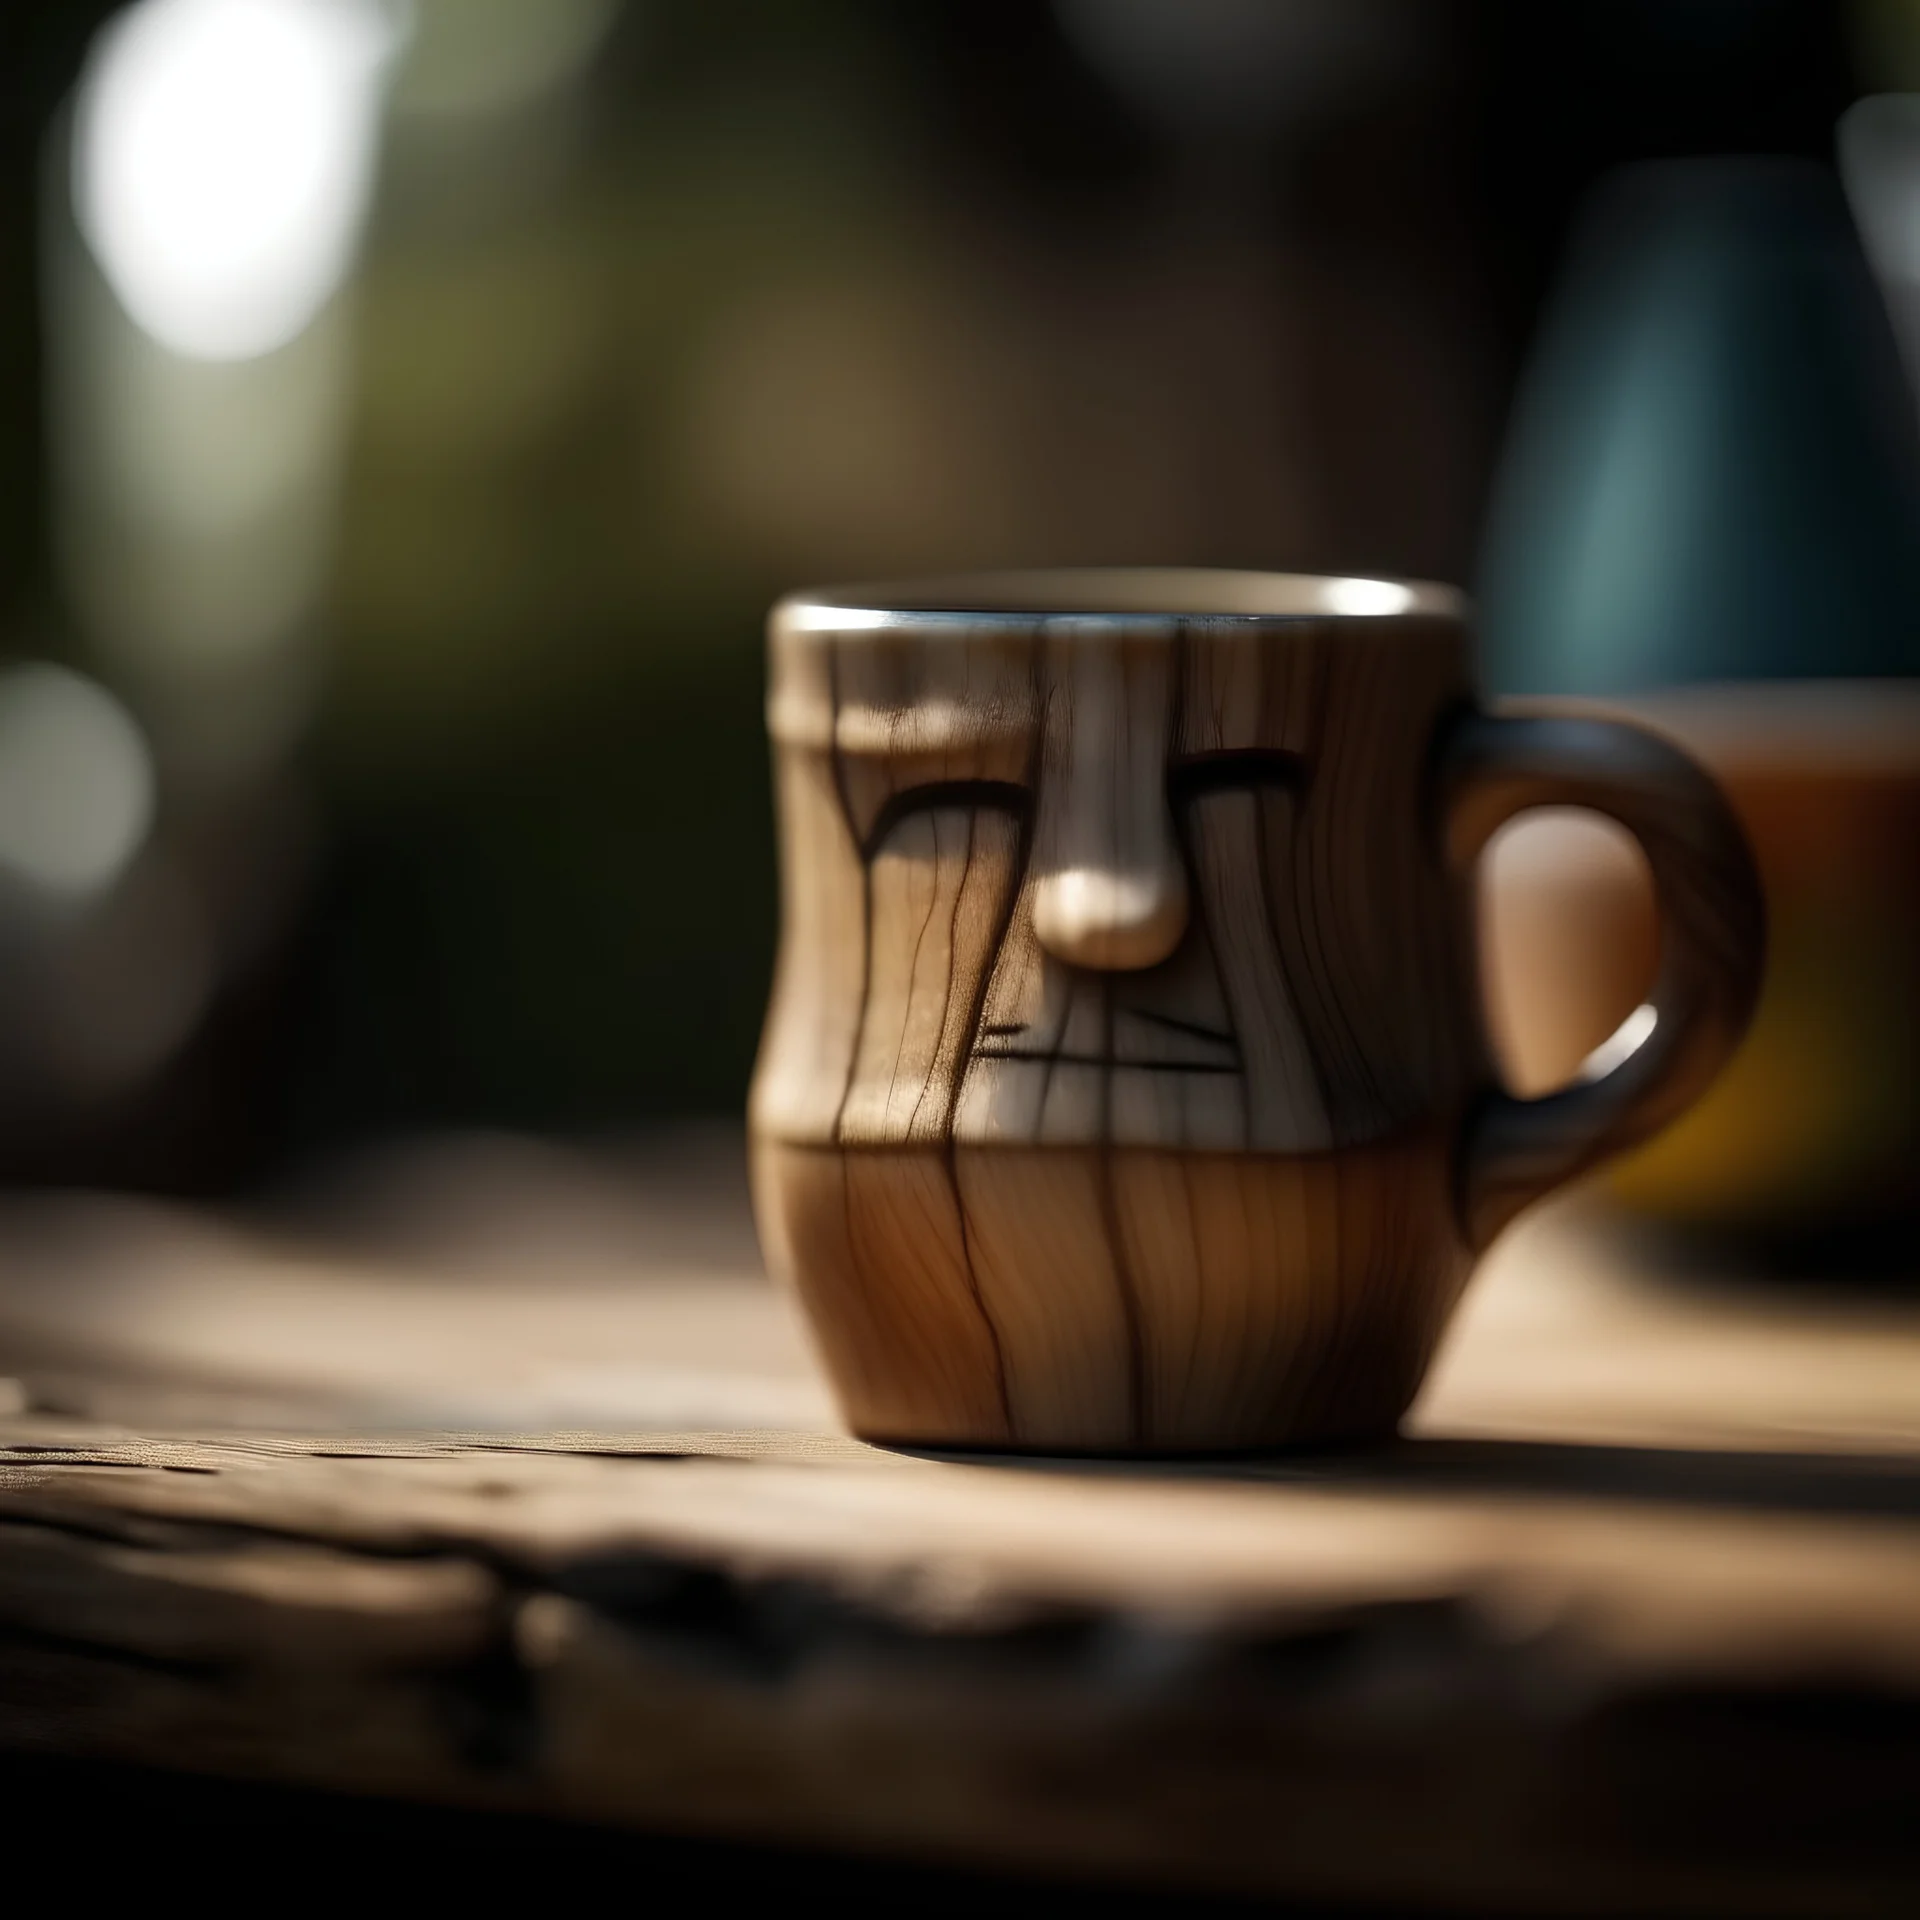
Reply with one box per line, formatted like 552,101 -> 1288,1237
902,1434 -> 1920,1521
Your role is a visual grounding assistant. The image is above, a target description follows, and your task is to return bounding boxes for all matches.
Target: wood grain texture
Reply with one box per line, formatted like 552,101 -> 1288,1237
755,1134 -> 1466,1451
752,574 -> 1763,1450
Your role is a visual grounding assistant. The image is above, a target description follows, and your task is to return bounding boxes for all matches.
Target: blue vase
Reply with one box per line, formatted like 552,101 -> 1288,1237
1479,158 -> 1920,696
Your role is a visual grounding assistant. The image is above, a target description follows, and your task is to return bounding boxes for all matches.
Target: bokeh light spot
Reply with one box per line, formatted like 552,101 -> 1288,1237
0,665 -> 155,900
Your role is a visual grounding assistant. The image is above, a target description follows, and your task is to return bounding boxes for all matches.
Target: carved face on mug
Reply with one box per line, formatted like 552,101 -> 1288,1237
754,590 -> 1487,1160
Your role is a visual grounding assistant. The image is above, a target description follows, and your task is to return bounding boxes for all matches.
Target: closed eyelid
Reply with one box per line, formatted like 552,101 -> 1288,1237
861,779 -> 1031,858
1167,747 -> 1310,802
832,697 -> 1037,854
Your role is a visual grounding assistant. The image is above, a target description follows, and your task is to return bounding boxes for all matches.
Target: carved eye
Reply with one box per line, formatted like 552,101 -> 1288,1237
1167,748 -> 1309,806
861,779 -> 1031,858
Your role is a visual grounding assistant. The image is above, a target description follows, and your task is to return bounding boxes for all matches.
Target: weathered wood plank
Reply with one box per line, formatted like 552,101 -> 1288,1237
0,1517 -> 498,1669
5,1435 -> 1920,1686
2,1428 -> 1916,1915
0,1145 -> 1916,1910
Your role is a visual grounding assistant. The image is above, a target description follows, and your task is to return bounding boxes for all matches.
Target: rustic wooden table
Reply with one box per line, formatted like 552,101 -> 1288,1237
0,1131 -> 1916,1914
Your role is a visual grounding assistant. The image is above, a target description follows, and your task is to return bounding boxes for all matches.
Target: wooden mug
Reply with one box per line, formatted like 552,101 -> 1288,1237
749,571 -> 1764,1451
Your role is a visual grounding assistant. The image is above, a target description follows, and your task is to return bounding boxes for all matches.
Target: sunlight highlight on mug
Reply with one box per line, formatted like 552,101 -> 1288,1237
1577,1002 -> 1658,1085
1322,577 -> 1417,617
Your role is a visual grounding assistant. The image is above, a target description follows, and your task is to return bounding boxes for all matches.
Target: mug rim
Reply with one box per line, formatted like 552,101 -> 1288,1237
774,568 -> 1468,633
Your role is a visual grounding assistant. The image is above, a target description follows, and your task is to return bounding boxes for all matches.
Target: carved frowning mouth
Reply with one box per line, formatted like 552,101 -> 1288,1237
971,1011 -> 1242,1074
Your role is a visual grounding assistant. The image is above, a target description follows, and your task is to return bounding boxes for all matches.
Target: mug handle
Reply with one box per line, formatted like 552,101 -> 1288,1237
1439,706 -> 1766,1250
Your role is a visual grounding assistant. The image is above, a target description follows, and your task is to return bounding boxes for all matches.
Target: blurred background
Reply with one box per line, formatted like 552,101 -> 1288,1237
0,0 -> 1914,1253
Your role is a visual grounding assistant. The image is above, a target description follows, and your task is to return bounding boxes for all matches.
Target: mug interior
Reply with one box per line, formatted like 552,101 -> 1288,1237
778,568 -> 1467,628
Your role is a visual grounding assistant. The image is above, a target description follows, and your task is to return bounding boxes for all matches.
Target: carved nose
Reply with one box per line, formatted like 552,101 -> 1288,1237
1032,862 -> 1188,971
1029,625 -> 1188,972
